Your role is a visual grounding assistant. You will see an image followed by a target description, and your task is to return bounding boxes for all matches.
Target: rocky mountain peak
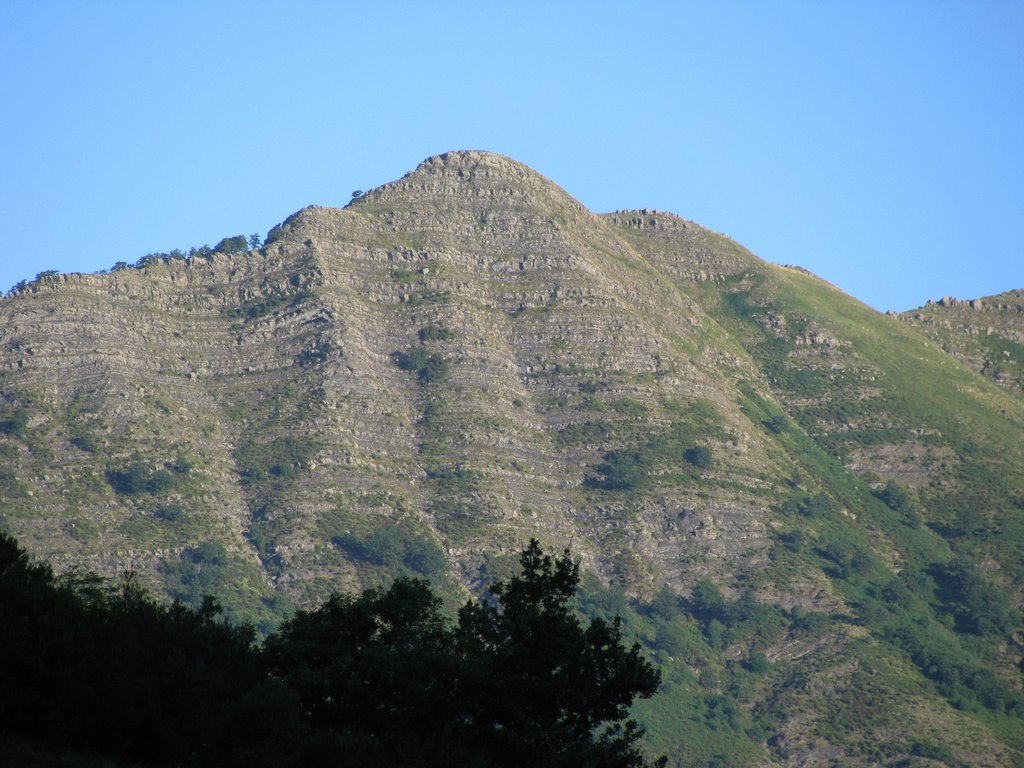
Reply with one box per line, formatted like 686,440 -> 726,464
362,149 -> 590,220
1,154 -> 1022,767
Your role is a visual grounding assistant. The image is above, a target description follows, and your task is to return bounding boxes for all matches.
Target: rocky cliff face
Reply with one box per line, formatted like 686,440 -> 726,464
1,151 -> 1022,766
898,289 -> 1024,395
0,152 -> 793,602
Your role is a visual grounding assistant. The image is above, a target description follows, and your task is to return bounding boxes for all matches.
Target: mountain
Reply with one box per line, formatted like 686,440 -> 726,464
898,290 -> 1024,395
1,151 -> 1022,766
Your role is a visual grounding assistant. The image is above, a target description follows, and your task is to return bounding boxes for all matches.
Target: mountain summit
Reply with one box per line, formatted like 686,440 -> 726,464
1,153 -> 1022,766
370,150 -> 591,213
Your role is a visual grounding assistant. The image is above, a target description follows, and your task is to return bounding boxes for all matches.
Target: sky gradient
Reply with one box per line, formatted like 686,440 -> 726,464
1,1 -> 1021,311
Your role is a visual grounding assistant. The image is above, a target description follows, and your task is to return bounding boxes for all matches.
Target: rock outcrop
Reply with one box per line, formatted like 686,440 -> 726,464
899,288 -> 1024,394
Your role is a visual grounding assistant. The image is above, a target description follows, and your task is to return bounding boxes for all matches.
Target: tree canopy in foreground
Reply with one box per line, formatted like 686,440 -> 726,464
0,533 -> 664,768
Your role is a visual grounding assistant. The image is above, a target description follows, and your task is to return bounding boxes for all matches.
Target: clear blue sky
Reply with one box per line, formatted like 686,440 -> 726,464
1,1 -> 1021,311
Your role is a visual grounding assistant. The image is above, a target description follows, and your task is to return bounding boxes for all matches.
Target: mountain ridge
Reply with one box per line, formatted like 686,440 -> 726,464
1,151 -> 1022,766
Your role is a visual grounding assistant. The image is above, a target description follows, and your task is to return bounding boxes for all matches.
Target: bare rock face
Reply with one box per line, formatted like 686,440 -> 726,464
0,151 -> 788,607
1,149 -> 1020,603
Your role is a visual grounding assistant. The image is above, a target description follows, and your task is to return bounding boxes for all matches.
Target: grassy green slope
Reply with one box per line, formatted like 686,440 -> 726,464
899,289 -> 1024,395
608,215 -> 1024,766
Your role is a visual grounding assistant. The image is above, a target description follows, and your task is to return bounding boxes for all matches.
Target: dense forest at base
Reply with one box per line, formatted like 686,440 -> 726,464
5,524 -> 1023,768
0,532 -> 666,768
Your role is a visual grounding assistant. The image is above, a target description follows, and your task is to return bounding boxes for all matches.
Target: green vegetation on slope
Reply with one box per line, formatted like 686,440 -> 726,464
609,218 -> 1024,763
2,155 -> 1022,766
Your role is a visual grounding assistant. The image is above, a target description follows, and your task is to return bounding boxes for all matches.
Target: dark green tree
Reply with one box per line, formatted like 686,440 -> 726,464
589,448 -> 651,491
683,445 -> 712,468
395,346 -> 451,383
876,480 -> 921,525
454,541 -> 664,767
0,532 -> 263,768
263,540 -> 664,767
214,235 -> 249,254
763,413 -> 789,434
934,558 -> 1020,636
0,533 -> 664,767
261,576 -> 458,763
689,579 -> 727,623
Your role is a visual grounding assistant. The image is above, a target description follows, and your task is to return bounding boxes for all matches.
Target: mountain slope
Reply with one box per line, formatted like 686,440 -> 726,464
1,151 -> 1022,766
611,211 -> 1024,569
897,289 -> 1024,395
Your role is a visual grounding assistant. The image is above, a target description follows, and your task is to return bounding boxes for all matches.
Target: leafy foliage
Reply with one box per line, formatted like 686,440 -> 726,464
587,404 -> 726,492
450,541 -> 664,766
762,413 -> 789,434
394,346 -> 451,383
0,532 -> 260,768
683,445 -> 713,468
214,235 -> 249,254
105,459 -> 189,496
931,558 -> 1020,637
418,324 -> 455,342
161,541 -> 232,608
225,289 -> 310,321
0,403 -> 29,437
332,525 -> 448,576
235,435 -> 321,486
874,479 -> 922,526
0,534 -> 664,768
